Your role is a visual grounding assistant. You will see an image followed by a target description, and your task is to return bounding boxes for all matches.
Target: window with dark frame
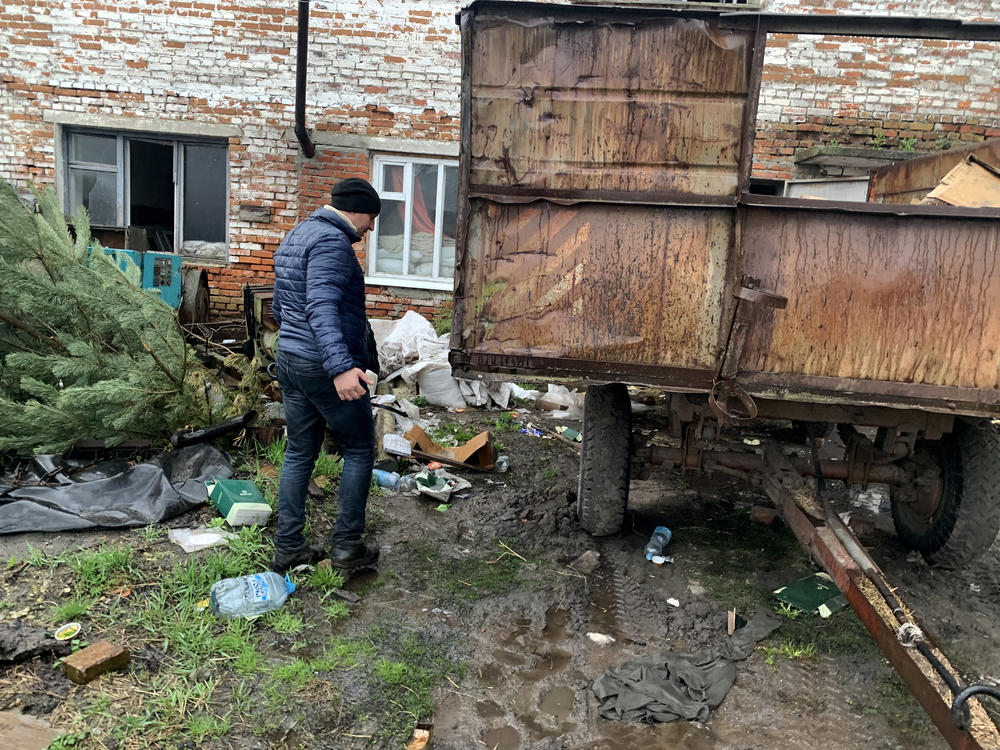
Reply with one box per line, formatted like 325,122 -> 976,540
63,129 -> 228,260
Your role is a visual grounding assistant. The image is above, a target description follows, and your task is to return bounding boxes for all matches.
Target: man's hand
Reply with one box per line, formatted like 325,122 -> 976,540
333,368 -> 374,401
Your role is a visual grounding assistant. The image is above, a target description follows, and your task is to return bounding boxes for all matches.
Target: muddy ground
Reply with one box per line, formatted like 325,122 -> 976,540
1,393 -> 998,749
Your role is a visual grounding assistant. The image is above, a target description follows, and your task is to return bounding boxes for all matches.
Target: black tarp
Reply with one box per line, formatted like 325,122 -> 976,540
0,444 -> 232,534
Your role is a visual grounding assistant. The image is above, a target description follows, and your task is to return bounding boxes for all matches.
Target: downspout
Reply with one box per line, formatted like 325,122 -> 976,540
294,0 -> 316,158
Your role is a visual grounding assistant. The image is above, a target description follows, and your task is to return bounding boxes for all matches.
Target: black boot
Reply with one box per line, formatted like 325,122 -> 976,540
270,543 -> 326,573
329,540 -> 379,571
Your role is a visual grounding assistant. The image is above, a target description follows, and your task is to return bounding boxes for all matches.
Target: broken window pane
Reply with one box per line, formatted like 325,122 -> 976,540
69,169 -> 116,226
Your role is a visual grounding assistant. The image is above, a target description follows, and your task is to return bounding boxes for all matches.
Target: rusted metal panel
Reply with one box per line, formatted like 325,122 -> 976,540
456,199 -> 734,376
739,205 -> 1000,396
466,7 -> 754,200
870,139 -> 1000,205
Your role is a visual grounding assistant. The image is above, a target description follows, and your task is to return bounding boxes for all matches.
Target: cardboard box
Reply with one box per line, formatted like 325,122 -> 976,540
208,479 -> 273,527
403,426 -> 496,471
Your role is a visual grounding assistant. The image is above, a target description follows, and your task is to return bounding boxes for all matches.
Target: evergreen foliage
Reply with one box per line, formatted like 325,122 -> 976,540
0,178 -> 222,454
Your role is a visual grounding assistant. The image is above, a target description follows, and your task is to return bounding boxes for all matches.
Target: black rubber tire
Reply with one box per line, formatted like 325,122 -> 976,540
891,417 -> 1000,569
577,383 -> 632,536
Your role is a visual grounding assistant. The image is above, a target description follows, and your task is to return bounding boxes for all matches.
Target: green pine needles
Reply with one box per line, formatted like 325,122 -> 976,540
0,178 -> 221,454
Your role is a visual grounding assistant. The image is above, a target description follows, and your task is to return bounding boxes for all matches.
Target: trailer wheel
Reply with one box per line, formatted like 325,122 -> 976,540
577,383 -> 632,536
179,268 -> 210,324
891,417 -> 1000,569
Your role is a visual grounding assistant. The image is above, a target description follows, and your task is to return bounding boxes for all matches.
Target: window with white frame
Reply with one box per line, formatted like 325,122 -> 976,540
369,155 -> 458,288
63,128 -> 228,260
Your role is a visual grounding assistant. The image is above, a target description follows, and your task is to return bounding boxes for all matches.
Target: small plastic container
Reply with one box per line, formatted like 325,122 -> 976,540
210,571 -> 295,618
495,455 -> 510,473
643,526 -> 672,561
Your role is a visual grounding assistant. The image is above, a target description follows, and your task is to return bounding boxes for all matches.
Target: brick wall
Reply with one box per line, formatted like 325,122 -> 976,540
0,0 -> 462,318
1,0 -> 997,319
757,0 -> 1000,179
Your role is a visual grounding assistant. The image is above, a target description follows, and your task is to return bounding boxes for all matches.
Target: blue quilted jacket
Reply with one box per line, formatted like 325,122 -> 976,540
272,208 -> 376,378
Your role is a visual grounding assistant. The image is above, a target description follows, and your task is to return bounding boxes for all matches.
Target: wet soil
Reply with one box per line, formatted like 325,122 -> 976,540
2,398 -> 998,748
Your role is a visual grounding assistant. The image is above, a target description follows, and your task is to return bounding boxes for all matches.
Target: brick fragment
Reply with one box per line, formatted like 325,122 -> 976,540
61,640 -> 130,684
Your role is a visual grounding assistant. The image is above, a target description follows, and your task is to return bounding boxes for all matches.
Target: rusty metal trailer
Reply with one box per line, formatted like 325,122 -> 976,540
450,2 -> 1000,746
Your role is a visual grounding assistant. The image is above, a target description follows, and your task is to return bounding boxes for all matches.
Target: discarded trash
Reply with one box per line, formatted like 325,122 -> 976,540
773,572 -> 848,618
406,722 -> 434,750
373,469 -> 418,491
210,571 -> 295,619
666,597 -> 680,607
208,478 -> 272,527
644,526 -> 672,561
404,425 -> 496,471
587,632 -> 616,645
555,426 -> 582,442
61,640 -> 131,684
427,461 -> 443,470
168,526 -> 236,554
382,432 -> 413,457
749,506 -> 780,527
742,438 -> 761,446
650,555 -> 673,566
593,610 -> 781,723
495,455 -> 510,473
434,504 -> 451,512
521,426 -> 544,437
54,623 -> 81,641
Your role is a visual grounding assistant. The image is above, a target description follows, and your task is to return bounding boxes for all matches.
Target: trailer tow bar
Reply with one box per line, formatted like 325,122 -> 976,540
761,445 -> 1000,749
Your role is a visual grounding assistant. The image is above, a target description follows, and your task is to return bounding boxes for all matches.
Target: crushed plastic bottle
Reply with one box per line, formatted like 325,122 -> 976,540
210,571 -> 295,618
495,455 -> 510,473
372,469 -> 418,491
643,526 -> 672,561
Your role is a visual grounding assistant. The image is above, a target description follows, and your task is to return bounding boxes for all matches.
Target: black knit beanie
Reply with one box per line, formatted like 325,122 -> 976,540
330,178 -> 381,214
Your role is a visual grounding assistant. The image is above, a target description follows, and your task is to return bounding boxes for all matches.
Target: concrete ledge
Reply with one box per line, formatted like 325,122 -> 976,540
43,111 -> 242,138
286,129 -> 459,158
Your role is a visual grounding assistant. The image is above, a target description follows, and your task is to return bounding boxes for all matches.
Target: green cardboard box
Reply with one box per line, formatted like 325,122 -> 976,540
208,479 -> 272,527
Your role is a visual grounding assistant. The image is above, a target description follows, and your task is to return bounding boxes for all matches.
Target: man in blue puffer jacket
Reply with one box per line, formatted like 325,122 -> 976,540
270,177 -> 382,573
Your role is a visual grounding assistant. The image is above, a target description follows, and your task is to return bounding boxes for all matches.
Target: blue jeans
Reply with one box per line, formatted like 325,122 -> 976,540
274,351 -> 375,550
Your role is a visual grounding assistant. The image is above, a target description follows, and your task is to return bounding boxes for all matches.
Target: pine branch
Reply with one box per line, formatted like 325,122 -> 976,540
140,340 -> 182,387
0,310 -> 70,355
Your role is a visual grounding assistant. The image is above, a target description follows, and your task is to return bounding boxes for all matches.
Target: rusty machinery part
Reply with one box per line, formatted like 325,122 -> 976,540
178,268 -> 210,325
890,417 -> 1000,569
952,685 -> 1000,732
708,378 -> 758,422
577,383 -> 632,537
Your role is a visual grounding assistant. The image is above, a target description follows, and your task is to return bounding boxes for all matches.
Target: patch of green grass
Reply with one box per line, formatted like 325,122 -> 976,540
428,421 -> 478,446
541,467 -> 557,480
403,541 -> 528,610
365,616 -> 466,742
432,299 -> 452,336
273,658 -> 313,690
46,730 -> 90,749
7,554 -> 19,569
186,712 -> 231,742
759,639 -> 817,666
25,543 -> 70,569
139,525 -> 166,543
266,609 -> 305,636
411,396 -> 429,407
313,451 -> 343,480
308,565 -> 345,591
49,597 -> 93,623
67,546 -> 136,597
322,600 -> 351,622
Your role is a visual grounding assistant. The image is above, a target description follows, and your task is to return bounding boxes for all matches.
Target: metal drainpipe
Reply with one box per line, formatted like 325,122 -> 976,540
294,0 -> 316,158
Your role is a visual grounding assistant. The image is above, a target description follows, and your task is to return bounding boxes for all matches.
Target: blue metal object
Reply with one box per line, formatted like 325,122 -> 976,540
141,252 -> 182,308
98,248 -> 182,308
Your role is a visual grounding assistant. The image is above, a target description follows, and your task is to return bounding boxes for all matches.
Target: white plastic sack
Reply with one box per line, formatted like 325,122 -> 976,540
378,311 -> 441,377
414,362 -> 467,409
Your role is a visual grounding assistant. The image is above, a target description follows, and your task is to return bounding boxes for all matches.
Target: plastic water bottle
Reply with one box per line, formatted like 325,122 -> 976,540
210,571 -> 295,618
372,469 -> 401,489
643,526 -> 672,561
372,469 -> 418,491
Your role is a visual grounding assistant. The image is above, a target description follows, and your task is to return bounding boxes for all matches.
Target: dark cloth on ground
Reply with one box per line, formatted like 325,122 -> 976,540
592,609 -> 781,723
